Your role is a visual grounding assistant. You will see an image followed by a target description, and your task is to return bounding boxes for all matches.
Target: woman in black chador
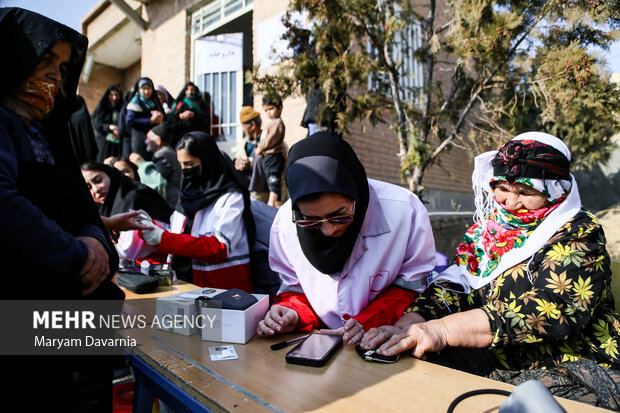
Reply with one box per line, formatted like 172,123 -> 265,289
92,84 -> 124,161
0,7 -> 125,411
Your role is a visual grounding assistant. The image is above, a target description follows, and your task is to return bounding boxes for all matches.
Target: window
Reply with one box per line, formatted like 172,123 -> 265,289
368,20 -> 424,108
197,69 -> 240,142
191,0 -> 253,35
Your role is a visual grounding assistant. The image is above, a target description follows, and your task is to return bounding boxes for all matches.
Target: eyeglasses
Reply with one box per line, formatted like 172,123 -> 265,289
292,202 -> 356,229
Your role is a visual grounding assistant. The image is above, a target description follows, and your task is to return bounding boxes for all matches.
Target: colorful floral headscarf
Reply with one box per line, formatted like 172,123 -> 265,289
431,132 -> 582,292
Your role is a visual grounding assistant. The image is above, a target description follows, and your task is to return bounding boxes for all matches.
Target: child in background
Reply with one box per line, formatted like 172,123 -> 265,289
255,95 -> 286,208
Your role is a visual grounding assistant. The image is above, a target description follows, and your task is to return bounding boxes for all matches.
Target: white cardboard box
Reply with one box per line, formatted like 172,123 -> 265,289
155,288 -> 225,336
201,293 -> 269,344
155,289 -> 269,343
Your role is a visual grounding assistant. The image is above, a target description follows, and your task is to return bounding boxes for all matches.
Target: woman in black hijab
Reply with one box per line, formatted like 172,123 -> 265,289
91,84 -> 124,161
139,132 -> 256,291
81,162 -> 171,225
0,7 -> 124,410
168,81 -> 210,147
0,7 -> 123,299
125,77 -> 165,160
257,132 -> 436,346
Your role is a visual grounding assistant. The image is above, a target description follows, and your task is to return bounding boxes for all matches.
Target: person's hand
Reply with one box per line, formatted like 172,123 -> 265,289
179,110 -> 194,120
319,318 -> 365,345
102,211 -> 154,232
109,124 -> 119,138
76,236 -> 109,296
129,152 -> 145,165
254,147 -> 263,156
376,319 -> 449,358
359,325 -> 403,350
150,111 -> 163,124
141,224 -> 164,246
234,158 -> 251,171
103,156 -> 116,165
257,305 -> 299,336
135,209 -> 152,222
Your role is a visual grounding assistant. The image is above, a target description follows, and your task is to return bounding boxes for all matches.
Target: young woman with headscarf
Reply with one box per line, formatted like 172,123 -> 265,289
81,162 -> 172,224
363,132 -> 620,409
91,84 -> 124,161
125,77 -> 165,161
256,132 -> 436,346
155,84 -> 174,114
168,82 -> 210,147
81,162 -> 172,263
0,7 -> 124,410
139,132 -> 256,291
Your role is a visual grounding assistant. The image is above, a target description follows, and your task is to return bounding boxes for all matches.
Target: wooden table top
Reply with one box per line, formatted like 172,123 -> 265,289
116,278 -> 200,300
120,284 -> 608,413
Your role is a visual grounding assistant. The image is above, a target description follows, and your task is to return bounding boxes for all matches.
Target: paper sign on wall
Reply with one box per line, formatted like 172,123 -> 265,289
256,11 -> 307,68
195,32 -> 243,75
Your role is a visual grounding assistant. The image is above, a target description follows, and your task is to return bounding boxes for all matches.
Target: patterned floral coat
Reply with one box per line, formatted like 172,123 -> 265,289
409,210 -> 620,371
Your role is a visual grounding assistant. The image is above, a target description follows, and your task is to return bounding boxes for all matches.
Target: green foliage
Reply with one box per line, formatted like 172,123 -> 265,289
245,65 -> 298,102
251,0 -> 620,196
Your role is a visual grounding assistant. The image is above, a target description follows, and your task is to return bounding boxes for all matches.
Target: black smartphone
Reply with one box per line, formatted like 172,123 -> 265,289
355,344 -> 400,363
285,334 -> 343,367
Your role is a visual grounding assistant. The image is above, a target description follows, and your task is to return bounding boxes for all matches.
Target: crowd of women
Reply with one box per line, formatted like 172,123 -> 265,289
91,78 -> 210,162
81,82 -> 261,293
1,6 -> 619,411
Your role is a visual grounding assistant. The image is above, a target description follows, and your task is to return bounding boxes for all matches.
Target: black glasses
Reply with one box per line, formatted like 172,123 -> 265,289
292,202 -> 356,229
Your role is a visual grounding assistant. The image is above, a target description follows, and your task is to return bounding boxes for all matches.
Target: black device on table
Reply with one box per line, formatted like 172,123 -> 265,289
285,333 -> 343,367
355,344 -> 400,363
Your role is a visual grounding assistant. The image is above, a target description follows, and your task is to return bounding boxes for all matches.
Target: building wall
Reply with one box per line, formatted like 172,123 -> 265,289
122,61 -> 142,94
80,0 -> 475,211
141,7 -> 190,97
252,0 -> 307,147
79,60 -> 142,112
83,1 -> 139,45
252,0 -> 288,23
79,1 -> 143,112
249,0 -> 474,208
78,63 -> 124,112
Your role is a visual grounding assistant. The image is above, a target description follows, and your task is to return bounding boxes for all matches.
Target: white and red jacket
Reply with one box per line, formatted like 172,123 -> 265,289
159,191 -> 252,291
270,179 -> 437,331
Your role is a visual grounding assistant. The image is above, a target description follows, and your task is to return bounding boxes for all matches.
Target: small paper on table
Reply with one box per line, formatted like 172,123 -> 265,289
209,345 -> 238,361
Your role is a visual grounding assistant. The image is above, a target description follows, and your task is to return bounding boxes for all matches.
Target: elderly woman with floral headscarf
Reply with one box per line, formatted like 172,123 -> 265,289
362,132 -> 620,409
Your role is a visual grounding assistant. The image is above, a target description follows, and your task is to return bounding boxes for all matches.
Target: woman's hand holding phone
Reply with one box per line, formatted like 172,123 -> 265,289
257,305 -> 299,336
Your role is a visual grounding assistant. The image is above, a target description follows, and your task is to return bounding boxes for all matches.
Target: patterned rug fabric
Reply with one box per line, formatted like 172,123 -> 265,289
489,359 -> 620,411
428,348 -> 620,410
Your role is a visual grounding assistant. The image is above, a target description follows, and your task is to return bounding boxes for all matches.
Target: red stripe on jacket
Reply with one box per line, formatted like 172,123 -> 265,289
274,285 -> 417,331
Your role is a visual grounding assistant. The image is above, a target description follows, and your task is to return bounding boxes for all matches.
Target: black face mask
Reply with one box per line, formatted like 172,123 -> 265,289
181,165 -> 201,189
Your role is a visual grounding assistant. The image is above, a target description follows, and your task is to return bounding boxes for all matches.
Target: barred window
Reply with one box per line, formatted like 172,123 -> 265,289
368,20 -> 424,108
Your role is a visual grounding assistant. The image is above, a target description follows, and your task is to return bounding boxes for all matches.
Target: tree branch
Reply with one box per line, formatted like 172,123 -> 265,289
422,12 -> 544,170
421,0 -> 436,143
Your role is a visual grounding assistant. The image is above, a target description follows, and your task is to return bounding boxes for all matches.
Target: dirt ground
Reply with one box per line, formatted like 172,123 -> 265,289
598,204 -> 620,259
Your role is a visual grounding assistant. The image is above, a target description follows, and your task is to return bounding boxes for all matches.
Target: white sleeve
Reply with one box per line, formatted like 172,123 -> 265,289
212,192 -> 246,254
393,195 -> 437,292
115,230 -> 157,260
269,205 -> 304,294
